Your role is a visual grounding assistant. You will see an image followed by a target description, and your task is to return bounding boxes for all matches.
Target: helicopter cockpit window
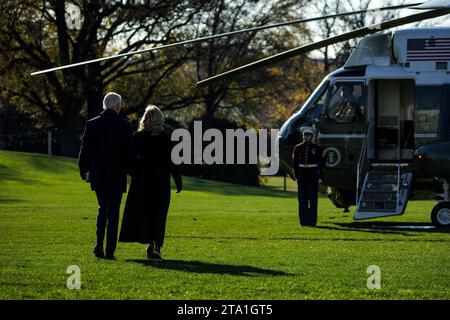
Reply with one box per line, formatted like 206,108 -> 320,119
326,82 -> 364,123
298,82 -> 329,122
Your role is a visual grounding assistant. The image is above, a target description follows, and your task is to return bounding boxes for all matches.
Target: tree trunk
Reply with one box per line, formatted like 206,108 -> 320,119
58,83 -> 102,157
86,59 -> 104,120
86,83 -> 103,120
58,119 -> 83,157
204,94 -> 216,118
57,90 -> 84,157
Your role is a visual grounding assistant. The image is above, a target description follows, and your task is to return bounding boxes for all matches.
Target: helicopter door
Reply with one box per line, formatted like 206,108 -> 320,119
318,80 -> 366,190
355,79 -> 415,220
368,79 -> 415,162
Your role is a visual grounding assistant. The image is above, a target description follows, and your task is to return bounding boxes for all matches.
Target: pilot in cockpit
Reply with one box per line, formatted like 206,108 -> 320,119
334,84 -> 364,123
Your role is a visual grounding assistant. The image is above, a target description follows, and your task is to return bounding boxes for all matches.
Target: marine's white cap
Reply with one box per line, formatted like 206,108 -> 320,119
300,126 -> 314,135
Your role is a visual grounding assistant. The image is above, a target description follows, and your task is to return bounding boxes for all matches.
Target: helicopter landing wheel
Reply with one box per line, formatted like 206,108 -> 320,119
431,202 -> 450,228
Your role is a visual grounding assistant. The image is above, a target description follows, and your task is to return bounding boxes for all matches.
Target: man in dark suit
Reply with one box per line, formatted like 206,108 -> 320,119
78,92 -> 133,259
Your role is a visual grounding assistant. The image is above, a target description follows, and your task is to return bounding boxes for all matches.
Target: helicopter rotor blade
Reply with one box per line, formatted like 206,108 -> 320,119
196,8 -> 450,88
30,2 -> 423,76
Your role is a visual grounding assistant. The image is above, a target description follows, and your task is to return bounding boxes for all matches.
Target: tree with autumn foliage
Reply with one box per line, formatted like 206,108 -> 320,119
0,0 -> 208,156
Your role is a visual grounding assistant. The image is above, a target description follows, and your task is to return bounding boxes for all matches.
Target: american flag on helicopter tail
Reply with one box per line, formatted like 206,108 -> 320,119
406,38 -> 450,61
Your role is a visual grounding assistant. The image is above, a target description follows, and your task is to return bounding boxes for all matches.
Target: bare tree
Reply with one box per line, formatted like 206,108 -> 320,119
111,0 -> 310,124
305,0 -> 400,73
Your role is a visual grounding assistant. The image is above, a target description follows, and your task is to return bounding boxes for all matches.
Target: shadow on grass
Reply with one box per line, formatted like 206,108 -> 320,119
22,153 -> 70,174
126,259 -> 292,277
259,185 -> 297,195
0,164 -> 40,185
181,177 -> 295,198
317,222 -> 450,235
168,234 -> 450,243
0,152 -> 74,185
0,196 -> 27,204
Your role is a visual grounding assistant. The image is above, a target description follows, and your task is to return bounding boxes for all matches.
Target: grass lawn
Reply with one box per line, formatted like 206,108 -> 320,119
0,150 -> 449,299
260,175 -> 297,193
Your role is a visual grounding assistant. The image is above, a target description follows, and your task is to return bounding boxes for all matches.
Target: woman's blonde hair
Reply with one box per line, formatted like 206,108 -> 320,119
138,105 -> 165,135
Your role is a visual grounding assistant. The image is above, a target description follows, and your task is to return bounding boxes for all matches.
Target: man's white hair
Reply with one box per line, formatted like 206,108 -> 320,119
103,92 -> 122,110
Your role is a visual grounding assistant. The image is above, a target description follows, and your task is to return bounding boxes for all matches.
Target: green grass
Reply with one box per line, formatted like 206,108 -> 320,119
0,150 -> 449,299
260,175 -> 297,192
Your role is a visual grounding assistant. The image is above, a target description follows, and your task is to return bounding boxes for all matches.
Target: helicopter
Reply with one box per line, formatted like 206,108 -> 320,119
275,27 -> 450,228
31,0 -> 450,227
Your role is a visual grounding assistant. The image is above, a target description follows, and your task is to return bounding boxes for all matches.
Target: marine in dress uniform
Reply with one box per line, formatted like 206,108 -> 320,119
291,126 -> 325,227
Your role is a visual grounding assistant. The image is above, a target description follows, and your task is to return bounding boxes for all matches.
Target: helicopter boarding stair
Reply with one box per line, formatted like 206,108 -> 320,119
354,134 -> 414,220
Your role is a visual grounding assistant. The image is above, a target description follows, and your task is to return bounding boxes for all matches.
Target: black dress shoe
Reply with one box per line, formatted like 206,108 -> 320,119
152,251 -> 162,260
146,245 -> 154,259
105,255 -> 116,260
93,245 -> 105,258
151,248 -> 162,260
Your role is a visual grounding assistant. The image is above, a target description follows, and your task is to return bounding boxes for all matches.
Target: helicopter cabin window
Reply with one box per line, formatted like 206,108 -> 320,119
326,82 -> 364,123
415,86 -> 442,134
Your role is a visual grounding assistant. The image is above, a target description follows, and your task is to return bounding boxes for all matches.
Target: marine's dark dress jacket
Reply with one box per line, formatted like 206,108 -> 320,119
292,142 -> 326,183
119,130 -> 182,245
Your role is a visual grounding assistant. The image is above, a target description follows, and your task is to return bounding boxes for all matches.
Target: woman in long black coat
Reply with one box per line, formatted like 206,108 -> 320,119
119,105 -> 182,259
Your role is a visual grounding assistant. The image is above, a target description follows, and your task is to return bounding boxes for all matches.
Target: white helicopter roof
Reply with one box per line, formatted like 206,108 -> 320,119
345,27 -> 450,73
329,63 -> 450,85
